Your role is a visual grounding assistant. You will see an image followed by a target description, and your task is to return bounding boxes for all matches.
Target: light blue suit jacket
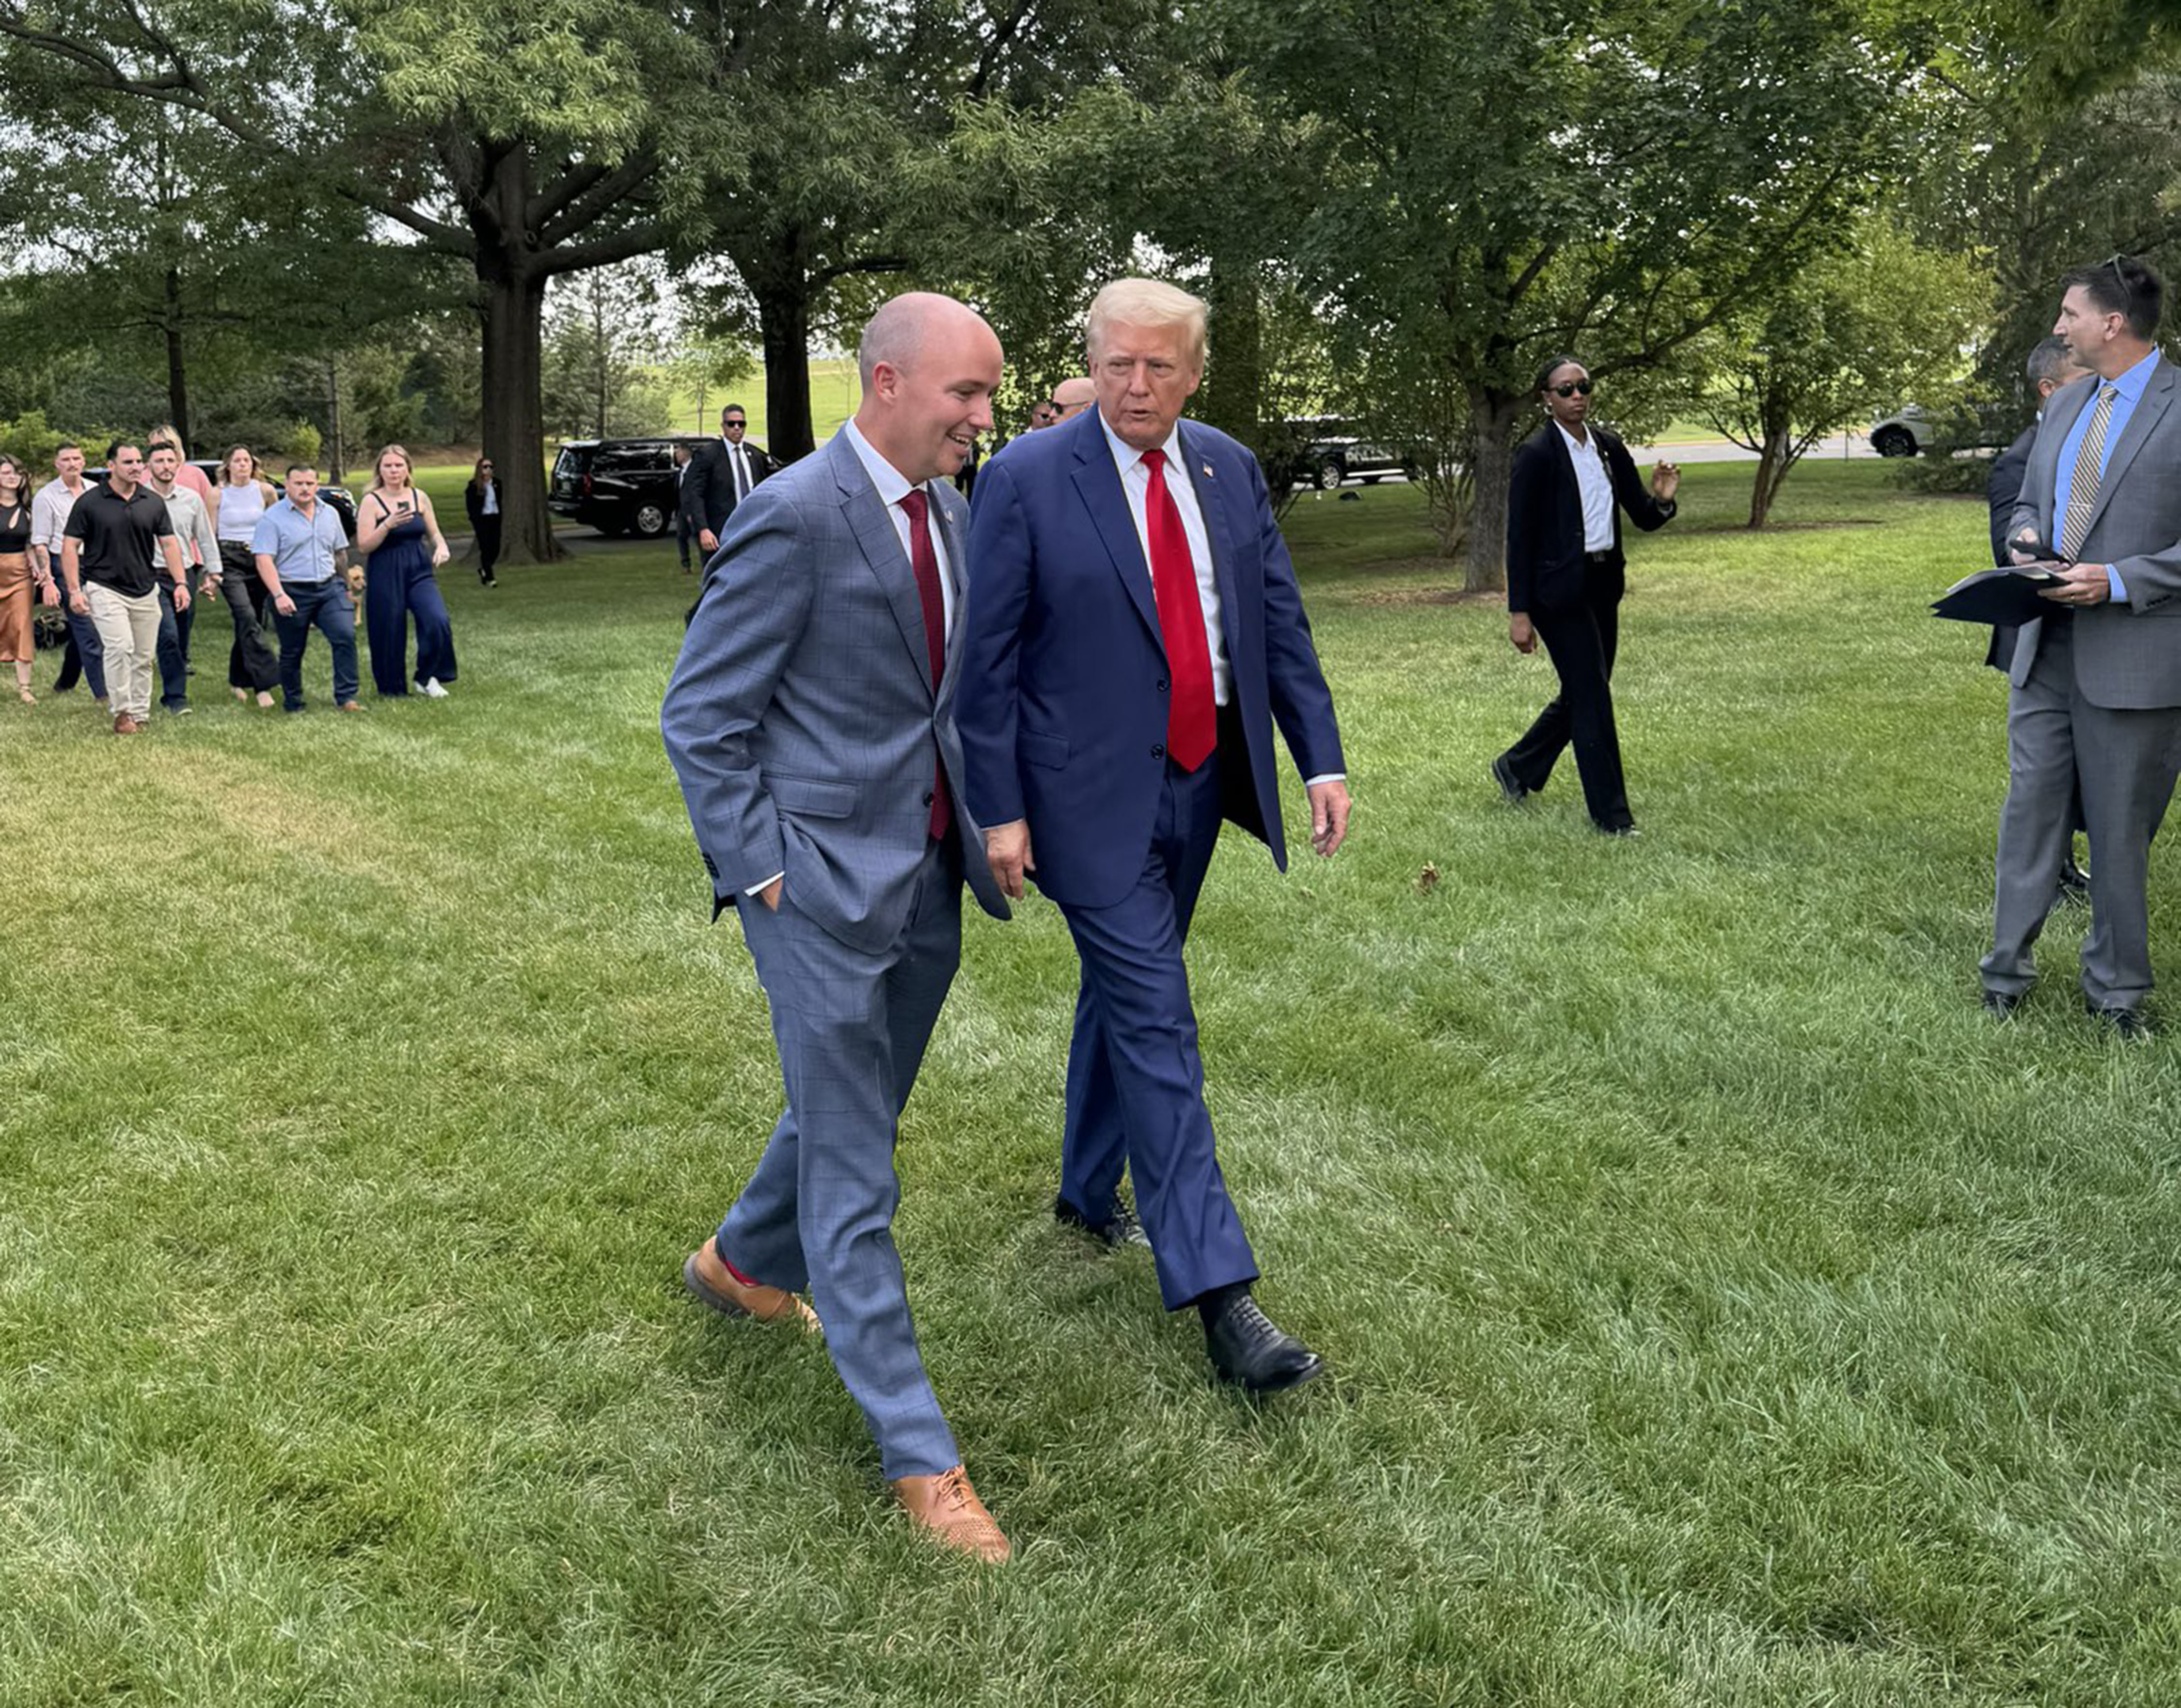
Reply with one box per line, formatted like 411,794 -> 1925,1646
663,429 -> 1008,953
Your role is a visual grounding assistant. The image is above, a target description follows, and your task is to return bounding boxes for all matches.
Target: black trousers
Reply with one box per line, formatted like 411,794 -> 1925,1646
474,515 -> 502,582
218,541 -> 281,691
1501,568 -> 1631,831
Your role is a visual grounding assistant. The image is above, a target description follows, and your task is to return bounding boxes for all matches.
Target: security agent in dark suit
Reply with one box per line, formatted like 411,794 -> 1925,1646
680,403 -> 776,559
1985,335 -> 2090,901
1491,356 -> 1679,835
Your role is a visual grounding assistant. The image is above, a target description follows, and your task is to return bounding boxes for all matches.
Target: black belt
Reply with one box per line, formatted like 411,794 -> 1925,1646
1585,550 -> 1614,564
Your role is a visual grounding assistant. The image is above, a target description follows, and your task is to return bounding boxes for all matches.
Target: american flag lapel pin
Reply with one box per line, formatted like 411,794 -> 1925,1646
1201,462 -> 1214,479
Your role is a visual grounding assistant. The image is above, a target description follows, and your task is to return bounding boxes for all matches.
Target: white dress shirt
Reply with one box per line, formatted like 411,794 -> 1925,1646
481,480 -> 499,516
842,418 -> 954,635
1556,423 -> 1616,552
31,476 -> 88,563
1097,412 -> 1342,787
723,436 -> 755,502
1097,411 -> 1231,704
743,421 -> 955,898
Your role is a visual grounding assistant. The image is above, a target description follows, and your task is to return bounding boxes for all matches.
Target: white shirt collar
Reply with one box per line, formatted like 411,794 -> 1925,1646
843,418 -> 927,511
1554,422 -> 1602,459
1097,409 -> 1185,472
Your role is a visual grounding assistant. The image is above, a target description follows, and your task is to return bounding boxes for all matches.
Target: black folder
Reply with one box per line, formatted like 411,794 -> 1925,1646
1932,566 -> 2067,625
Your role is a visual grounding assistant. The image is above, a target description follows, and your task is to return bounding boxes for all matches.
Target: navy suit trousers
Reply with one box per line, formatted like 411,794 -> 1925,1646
1056,736 -> 1259,1311
716,836 -> 964,1480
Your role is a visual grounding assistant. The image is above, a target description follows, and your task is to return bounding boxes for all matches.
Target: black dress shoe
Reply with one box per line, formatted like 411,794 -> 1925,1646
1981,988 -> 2023,1017
1489,754 -> 1529,805
2086,1001 -> 2153,1041
1053,1194 -> 1151,1251
2056,862 -> 2091,906
1596,821 -> 1641,838
1202,1291 -> 1323,1392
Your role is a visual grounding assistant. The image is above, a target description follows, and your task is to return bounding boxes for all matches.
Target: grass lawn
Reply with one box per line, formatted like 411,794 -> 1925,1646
6,460 -> 2181,1705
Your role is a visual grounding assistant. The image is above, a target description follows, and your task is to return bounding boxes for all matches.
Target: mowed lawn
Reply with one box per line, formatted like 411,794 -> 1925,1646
6,461 -> 2181,1707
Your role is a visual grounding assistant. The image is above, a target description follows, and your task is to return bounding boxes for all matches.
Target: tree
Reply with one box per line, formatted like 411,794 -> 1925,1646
1238,0 -> 1948,591
1701,218 -> 1990,526
541,260 -> 675,440
0,0 -> 704,560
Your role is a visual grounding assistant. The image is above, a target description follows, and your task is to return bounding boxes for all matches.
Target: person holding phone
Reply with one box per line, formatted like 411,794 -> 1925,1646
1492,355 -> 1680,836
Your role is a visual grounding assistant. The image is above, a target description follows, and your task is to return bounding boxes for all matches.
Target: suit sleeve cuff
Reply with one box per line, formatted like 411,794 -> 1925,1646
744,872 -> 784,897
1303,773 -> 1346,787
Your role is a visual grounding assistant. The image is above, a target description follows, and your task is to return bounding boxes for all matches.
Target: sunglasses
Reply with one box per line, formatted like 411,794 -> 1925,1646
1550,380 -> 1595,398
724,420 -> 746,429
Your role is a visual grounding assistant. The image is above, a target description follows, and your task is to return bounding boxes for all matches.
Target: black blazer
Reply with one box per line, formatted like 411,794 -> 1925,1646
1505,423 -> 1674,614
680,437 -> 775,538
463,480 -> 499,529
1983,422 -> 2038,670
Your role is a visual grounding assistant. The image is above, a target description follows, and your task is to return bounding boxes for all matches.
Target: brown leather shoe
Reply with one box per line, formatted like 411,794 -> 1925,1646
337,700 -> 365,713
681,1243 -> 820,1331
112,712 -> 141,735
892,1465 -> 1011,1563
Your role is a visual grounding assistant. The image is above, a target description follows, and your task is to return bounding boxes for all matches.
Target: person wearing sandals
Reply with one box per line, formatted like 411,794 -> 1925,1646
212,446 -> 281,707
356,444 -> 457,699
0,455 -> 57,703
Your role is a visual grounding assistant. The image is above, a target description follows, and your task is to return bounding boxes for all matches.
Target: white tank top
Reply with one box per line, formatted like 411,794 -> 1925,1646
216,479 -> 269,543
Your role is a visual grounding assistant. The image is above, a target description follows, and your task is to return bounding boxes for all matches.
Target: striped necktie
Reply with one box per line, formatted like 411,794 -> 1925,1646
2060,383 -> 2121,559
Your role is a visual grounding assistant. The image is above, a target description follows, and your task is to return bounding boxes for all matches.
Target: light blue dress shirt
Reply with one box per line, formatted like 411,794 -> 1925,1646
2053,347 -> 2160,599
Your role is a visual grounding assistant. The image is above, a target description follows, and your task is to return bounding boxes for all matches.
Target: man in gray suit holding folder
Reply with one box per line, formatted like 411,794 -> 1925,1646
663,293 -> 1015,1560
1985,255 -> 2181,1037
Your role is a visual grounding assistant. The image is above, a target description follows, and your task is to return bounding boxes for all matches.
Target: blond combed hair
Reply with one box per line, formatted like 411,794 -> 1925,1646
1085,278 -> 1209,368
368,443 -> 415,492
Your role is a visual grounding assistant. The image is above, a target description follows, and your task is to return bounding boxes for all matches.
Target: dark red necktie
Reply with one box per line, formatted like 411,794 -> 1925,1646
897,489 -> 954,841
1141,449 -> 1216,770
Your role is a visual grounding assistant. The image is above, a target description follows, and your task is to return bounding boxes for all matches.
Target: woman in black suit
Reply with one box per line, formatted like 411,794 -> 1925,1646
463,456 -> 502,586
1491,355 -> 1680,836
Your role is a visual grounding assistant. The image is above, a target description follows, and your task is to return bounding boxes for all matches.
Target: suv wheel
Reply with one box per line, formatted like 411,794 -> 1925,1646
632,503 -> 669,538
1314,456 -> 1345,490
1870,425 -> 1916,458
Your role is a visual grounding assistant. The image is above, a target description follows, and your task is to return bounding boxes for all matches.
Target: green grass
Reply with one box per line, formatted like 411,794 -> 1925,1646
6,461 -> 2181,1706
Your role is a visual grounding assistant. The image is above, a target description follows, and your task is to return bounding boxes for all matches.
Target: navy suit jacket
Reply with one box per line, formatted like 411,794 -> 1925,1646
957,407 -> 1344,909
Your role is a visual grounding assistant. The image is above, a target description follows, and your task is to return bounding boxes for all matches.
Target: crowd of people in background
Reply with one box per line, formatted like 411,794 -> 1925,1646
0,433 -> 480,729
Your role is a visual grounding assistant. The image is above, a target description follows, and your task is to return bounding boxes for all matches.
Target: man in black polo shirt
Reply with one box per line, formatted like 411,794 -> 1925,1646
61,442 -> 189,735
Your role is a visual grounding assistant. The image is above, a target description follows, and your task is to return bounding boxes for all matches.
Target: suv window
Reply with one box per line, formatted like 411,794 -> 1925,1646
553,445 -> 596,480
597,445 -> 671,475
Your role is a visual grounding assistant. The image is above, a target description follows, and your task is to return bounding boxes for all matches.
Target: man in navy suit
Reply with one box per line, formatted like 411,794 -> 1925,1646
959,277 -> 1351,1392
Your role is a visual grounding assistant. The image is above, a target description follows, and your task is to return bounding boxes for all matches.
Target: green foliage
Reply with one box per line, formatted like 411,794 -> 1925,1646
0,409 -> 104,479
1700,216 -> 1991,524
7,465 -> 2181,1704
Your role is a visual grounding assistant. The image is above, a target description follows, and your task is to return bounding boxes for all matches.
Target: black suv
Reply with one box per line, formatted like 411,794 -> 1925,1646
550,437 -> 709,538
1279,418 -> 1413,490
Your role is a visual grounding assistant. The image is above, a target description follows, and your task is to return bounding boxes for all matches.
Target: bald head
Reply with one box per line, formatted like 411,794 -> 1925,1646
853,291 -> 1004,485
1052,376 -> 1096,420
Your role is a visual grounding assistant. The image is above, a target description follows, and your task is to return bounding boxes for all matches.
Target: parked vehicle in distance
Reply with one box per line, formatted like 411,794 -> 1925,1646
1867,402 -> 2018,458
86,459 -> 358,540
1280,417 -> 1413,489
550,437 -> 710,538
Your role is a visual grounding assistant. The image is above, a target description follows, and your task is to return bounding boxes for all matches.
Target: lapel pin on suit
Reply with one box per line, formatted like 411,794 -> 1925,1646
1201,463 -> 1214,479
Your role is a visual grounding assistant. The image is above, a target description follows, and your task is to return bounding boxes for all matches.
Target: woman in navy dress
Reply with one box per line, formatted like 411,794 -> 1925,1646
357,443 -> 458,699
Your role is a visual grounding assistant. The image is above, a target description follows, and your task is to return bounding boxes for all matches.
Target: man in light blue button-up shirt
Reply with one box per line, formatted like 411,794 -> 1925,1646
252,465 -> 360,713
1986,255 -> 2181,1034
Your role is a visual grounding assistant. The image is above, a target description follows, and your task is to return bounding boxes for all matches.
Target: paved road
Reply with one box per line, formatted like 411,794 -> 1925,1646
1643,431 -> 1880,465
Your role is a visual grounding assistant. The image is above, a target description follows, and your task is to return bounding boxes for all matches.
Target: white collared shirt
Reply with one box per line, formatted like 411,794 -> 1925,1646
1097,411 -> 1231,704
723,436 -> 754,501
842,418 -> 955,635
32,475 -> 88,558
1556,423 -> 1616,552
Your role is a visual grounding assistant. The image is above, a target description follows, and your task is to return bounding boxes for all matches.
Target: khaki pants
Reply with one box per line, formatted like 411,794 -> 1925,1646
86,582 -> 158,720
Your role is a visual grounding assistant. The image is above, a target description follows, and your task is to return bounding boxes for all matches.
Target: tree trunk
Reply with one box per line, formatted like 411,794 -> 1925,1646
1201,259 -> 1264,455
754,275 -> 816,463
1747,401 -> 1796,527
163,267 -> 190,447
478,266 -> 557,562
1463,390 -> 1527,593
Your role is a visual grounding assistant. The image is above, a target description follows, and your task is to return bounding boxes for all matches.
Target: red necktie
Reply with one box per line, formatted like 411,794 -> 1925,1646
1141,449 -> 1216,770
897,489 -> 954,842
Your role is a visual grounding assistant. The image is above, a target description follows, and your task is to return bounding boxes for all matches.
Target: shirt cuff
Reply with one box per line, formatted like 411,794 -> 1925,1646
2106,564 -> 2128,602
743,873 -> 784,897
1303,773 -> 1346,787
